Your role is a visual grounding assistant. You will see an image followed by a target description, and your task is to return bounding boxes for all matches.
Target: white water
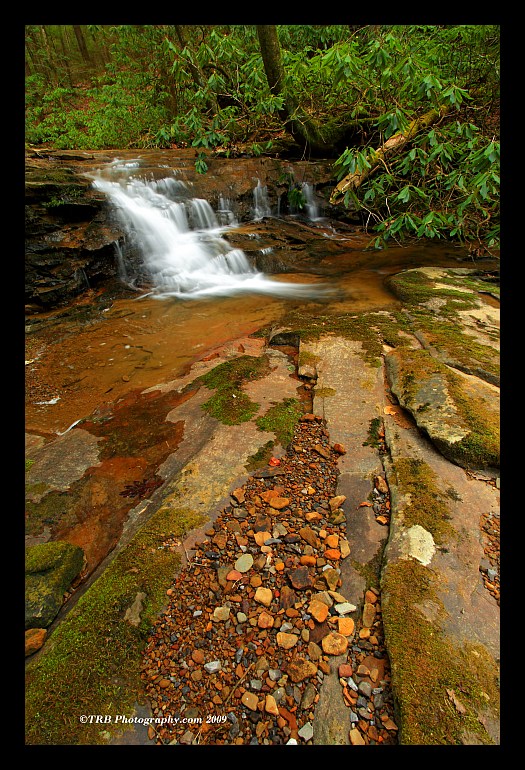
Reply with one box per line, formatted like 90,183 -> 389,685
92,162 -> 331,300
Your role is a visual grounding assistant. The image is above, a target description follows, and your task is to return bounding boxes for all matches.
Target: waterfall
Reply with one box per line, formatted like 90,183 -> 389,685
301,182 -> 322,221
91,161 -> 331,300
252,180 -> 272,220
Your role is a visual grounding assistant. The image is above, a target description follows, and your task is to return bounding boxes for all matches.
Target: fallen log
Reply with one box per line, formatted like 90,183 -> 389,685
330,103 -> 453,204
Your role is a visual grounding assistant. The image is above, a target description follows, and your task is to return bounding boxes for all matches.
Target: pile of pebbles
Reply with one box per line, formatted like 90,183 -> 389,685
141,414 -> 398,745
479,510 -> 500,605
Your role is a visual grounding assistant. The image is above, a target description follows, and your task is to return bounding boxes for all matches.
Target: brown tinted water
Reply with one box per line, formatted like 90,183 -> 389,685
25,232 -> 488,437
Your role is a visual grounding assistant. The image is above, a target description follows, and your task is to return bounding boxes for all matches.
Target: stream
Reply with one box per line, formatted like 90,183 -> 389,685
26,155 -> 479,438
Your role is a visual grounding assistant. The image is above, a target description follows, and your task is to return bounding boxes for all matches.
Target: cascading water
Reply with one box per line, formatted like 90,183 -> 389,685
252,180 -> 272,220
301,182 -> 322,221
91,159 -> 331,300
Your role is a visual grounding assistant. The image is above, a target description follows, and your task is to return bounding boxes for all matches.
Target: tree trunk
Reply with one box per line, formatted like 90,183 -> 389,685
73,25 -> 92,65
330,104 -> 453,203
256,25 -> 338,156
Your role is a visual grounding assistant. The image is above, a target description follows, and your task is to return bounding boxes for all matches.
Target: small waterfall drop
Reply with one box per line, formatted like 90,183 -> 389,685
91,160 -> 330,300
301,182 -> 322,221
252,180 -> 272,220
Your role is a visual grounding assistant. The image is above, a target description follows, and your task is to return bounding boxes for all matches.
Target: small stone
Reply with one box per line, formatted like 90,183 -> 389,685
287,658 -> 318,682
358,680 -> 372,697
322,568 -> 340,591
308,599 -> 329,623
254,530 -> 272,546
314,443 -> 331,459
300,555 -> 317,567
362,603 -> 376,627
269,497 -> 290,510
204,660 -> 222,674
279,585 -> 297,609
375,476 -> 389,494
226,569 -> 243,582
289,566 -> 313,590
335,602 -> 357,615
191,649 -> 205,664
338,663 -> 353,678
308,641 -> 323,660
277,632 -> 298,649
329,495 -> 346,512
382,717 -> 398,731
265,694 -> 280,716
298,722 -> 314,742
241,691 -> 259,711
232,487 -> 245,504
337,617 -> 355,636
159,679 -> 171,689
364,590 -> 378,604
212,606 -> 230,622
321,632 -> 348,656
300,682 -> 317,711
349,727 -> 366,745
235,553 -> 254,573
299,526 -> 320,547
254,587 -> 273,606
257,611 -> 274,629
25,628 -> 47,657
339,539 -> 350,559
325,536 -> 339,551
324,548 -> 341,560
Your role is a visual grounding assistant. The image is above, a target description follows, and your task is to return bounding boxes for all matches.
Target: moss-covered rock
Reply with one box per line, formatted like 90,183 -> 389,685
385,347 -> 499,470
25,541 -> 85,629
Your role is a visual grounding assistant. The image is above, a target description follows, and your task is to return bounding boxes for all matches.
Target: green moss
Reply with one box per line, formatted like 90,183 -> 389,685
387,270 -> 479,312
199,355 -> 270,425
392,457 -> 456,545
391,348 -> 499,469
381,559 -> 499,745
351,542 -> 385,590
256,397 -> 303,447
26,458 -> 35,472
25,488 -> 80,536
25,504 -> 207,745
363,416 -> 383,449
412,312 -> 499,380
245,440 -> 275,472
298,350 -> 319,367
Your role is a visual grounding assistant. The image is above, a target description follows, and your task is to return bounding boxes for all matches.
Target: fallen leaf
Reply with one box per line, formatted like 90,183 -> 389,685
358,501 -> 373,508
446,688 -> 466,714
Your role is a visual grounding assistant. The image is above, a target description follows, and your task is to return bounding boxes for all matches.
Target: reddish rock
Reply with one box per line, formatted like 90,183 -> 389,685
191,649 -> 205,664
257,611 -> 275,629
289,565 -> 313,590
269,497 -> 290,510
324,548 -> 341,560
232,487 -> 245,504
287,657 -> 318,682
25,628 -> 47,657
